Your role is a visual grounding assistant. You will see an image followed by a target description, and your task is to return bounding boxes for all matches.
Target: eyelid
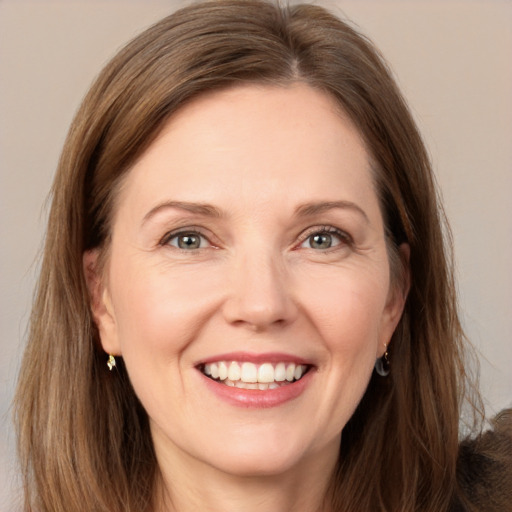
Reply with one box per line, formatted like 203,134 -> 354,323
159,226 -> 217,249
296,225 -> 353,249
158,224 -> 352,250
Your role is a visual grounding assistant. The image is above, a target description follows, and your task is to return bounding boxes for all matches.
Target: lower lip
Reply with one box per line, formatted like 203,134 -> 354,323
199,370 -> 314,409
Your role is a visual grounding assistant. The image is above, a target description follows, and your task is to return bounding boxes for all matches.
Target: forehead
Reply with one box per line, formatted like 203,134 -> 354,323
114,83 -> 381,225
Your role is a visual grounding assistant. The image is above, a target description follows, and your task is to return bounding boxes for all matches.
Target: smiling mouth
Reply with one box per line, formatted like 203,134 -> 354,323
199,361 -> 311,390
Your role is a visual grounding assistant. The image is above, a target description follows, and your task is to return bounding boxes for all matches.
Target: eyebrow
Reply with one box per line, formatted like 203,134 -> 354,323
141,199 -> 369,226
142,201 -> 223,225
294,200 -> 369,223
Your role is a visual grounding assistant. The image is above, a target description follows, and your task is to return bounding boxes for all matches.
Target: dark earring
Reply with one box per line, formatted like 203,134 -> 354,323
375,345 -> 390,377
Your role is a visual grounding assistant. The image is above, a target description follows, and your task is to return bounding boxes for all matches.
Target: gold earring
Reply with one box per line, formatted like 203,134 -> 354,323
107,354 -> 116,371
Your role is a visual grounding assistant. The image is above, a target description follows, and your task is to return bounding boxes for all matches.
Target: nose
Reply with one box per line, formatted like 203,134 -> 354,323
222,250 -> 297,331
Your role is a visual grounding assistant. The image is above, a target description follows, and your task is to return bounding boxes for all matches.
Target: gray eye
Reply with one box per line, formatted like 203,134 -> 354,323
169,233 -> 205,249
300,230 -> 344,250
309,233 -> 333,249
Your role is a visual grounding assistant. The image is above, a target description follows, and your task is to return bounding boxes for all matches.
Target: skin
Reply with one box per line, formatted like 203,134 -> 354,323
85,83 -> 408,512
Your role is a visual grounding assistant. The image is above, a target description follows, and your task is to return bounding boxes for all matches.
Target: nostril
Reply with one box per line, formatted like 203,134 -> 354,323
221,257 -> 297,329
222,296 -> 295,331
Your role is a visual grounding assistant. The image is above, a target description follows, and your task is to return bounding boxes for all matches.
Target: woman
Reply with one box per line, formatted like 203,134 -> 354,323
14,1 -> 511,511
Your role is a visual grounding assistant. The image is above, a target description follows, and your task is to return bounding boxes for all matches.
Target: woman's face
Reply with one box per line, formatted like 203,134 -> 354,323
88,83 -> 406,478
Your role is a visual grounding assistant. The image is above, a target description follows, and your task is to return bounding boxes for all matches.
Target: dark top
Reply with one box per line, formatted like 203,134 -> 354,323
452,409 -> 512,511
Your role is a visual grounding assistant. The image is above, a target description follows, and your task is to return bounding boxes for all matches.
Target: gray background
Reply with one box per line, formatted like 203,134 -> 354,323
1,1 -> 511,509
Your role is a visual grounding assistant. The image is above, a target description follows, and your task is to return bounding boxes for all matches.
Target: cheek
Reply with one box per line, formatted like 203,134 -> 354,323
288,265 -> 391,443
301,263 -> 390,349
106,263 -> 220,418
109,259 -> 222,358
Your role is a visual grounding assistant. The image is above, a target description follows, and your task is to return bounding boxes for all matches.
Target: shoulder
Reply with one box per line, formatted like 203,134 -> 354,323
452,408 -> 512,512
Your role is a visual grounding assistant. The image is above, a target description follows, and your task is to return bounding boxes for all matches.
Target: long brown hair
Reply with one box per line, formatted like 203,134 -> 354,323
14,1 -> 481,510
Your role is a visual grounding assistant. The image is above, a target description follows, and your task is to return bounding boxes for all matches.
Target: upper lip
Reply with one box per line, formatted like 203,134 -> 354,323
197,351 -> 313,366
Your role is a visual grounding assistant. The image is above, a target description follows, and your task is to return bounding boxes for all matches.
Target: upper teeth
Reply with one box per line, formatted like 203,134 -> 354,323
202,361 -> 307,384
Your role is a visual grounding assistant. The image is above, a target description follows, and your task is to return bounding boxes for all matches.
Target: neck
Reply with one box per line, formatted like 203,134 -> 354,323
153,440 -> 339,512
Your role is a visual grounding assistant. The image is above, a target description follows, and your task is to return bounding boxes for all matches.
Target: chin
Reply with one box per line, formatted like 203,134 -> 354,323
200,429 -> 316,478
213,450 -> 305,478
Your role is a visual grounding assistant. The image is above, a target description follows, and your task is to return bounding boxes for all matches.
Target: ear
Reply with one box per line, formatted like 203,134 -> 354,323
83,249 -> 122,355
377,243 -> 410,357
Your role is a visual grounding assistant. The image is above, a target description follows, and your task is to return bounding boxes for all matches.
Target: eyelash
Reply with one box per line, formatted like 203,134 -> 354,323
159,228 -> 212,251
297,226 -> 353,251
159,225 -> 353,252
